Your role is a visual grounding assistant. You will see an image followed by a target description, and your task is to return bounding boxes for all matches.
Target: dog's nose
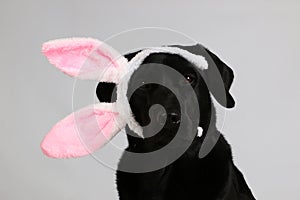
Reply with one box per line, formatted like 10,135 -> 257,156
157,112 -> 180,125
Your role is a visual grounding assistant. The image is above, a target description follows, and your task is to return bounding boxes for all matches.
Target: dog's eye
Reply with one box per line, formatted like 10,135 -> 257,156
184,74 -> 195,84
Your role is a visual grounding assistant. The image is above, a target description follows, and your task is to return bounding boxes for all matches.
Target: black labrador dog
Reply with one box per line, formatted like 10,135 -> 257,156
96,44 -> 256,200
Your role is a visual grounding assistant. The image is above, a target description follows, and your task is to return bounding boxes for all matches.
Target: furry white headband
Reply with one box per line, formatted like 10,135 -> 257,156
41,38 -> 207,158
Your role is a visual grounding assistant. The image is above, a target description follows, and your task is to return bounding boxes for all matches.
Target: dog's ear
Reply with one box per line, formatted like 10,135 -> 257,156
124,50 -> 142,61
204,47 -> 235,108
96,82 -> 117,103
171,44 -> 235,108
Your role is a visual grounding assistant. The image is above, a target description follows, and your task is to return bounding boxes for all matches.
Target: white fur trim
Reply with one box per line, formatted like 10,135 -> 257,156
93,102 -> 127,135
93,102 -> 119,112
197,127 -> 203,137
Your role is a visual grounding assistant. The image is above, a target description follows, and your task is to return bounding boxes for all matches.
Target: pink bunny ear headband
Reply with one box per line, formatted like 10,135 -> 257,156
41,38 -> 208,158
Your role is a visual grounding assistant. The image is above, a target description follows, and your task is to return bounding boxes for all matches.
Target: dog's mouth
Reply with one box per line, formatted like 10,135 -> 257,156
138,104 -> 182,138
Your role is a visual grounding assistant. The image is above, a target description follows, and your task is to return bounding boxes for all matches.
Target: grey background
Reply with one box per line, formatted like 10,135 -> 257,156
1,0 -> 299,199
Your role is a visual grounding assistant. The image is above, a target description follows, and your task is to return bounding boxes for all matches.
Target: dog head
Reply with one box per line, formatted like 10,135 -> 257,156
97,44 -> 235,153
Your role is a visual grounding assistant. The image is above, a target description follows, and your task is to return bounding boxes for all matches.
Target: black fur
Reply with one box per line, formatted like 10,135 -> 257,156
96,44 -> 255,200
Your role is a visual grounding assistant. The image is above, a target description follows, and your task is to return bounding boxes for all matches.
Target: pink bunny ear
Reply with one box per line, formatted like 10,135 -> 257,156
42,38 -> 127,82
41,103 -> 126,158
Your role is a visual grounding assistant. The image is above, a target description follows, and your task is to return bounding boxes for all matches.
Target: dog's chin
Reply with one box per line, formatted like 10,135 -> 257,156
139,122 -> 201,151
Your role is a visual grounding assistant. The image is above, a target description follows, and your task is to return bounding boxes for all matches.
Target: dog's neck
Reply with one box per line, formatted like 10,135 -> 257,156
123,101 -> 234,198
123,128 -> 233,199
169,133 -> 232,198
